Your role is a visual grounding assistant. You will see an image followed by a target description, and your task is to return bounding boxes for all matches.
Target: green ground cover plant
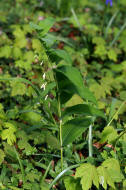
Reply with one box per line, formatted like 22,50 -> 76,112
0,0 -> 126,189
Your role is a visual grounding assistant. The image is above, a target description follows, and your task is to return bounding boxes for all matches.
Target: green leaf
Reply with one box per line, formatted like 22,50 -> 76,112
24,51 -> 34,63
0,149 -> 5,165
92,37 -> 106,45
120,91 -> 126,100
107,49 -> 117,61
11,81 -> 27,96
40,182 -> 49,190
3,143 -> 17,160
1,122 -> 17,145
55,66 -> 97,104
15,59 -> 32,71
29,131 -> 46,145
102,158 -> 120,172
23,182 -> 32,189
123,179 -> 126,188
107,169 -> 124,183
65,94 -> 84,107
13,27 -> 27,48
97,166 -> 115,190
0,45 -> 12,58
55,71 -> 77,104
100,77 -> 113,95
42,33 -> 57,46
94,45 -> 107,59
64,176 -> 82,190
20,111 -> 42,125
62,104 -> 105,119
12,47 -> 22,59
90,83 -> 106,100
102,158 -> 124,183
46,132 -> 60,149
32,183 -> 40,190
30,22 -> 43,30
75,163 -> 99,190
16,130 -> 36,155
97,159 -> 124,189
30,17 -> 55,36
54,49 -> 72,65
0,77 -> 41,96
32,38 -> 42,51
100,126 -> 118,144
26,170 -> 40,182
42,34 -> 73,47
62,118 -> 91,146
18,140 -> 35,155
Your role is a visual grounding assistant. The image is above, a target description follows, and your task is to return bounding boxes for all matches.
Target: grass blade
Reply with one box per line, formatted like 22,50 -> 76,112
105,10 -> 119,39
107,100 -> 126,127
48,163 -> 81,189
14,147 -> 25,185
40,160 -> 52,187
109,20 -> 126,47
71,8 -> 81,30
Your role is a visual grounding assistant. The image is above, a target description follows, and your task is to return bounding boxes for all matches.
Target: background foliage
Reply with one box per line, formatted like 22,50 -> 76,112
0,0 -> 126,189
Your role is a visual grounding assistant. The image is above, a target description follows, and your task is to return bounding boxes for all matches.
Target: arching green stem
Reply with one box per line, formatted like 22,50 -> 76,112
88,124 -> 93,157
